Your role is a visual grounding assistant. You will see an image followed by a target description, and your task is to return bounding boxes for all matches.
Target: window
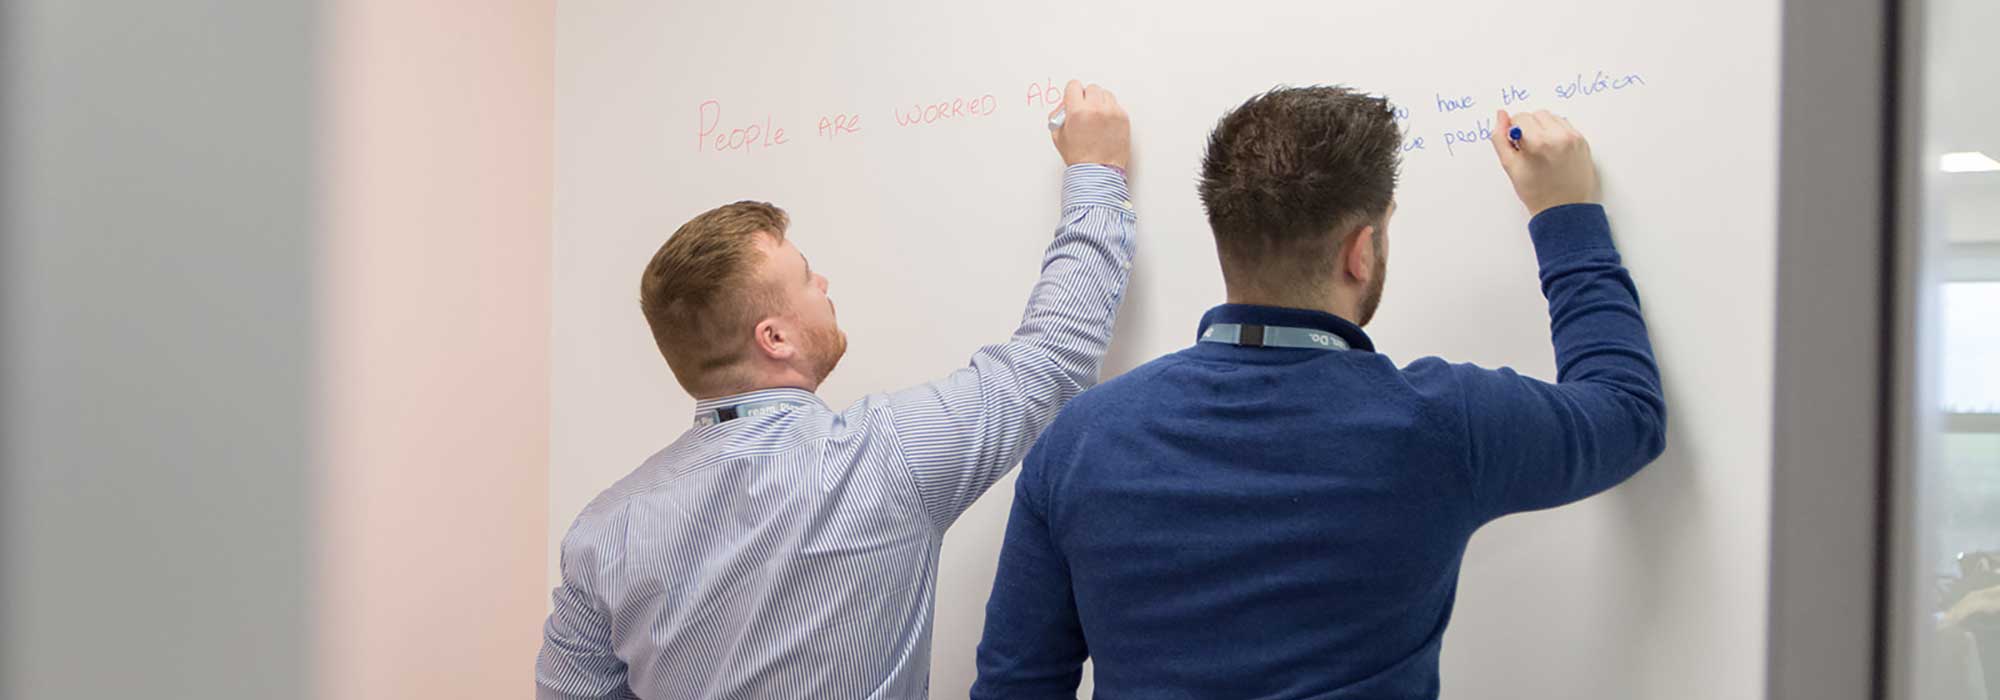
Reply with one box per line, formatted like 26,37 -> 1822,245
1925,245 -> 2000,699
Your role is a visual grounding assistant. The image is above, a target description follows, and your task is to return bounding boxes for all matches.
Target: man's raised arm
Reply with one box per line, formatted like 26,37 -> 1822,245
887,80 -> 1137,531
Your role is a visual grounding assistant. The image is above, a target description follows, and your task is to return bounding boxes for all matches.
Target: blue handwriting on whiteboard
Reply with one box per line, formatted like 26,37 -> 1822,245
1435,93 -> 1477,113
1554,71 -> 1646,100
1440,118 -> 1493,156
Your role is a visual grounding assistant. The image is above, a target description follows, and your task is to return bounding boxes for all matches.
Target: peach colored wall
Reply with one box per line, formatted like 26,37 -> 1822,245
317,1 -> 553,698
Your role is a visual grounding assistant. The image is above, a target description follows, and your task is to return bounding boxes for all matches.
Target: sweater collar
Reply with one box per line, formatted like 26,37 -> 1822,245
1194,304 -> 1375,353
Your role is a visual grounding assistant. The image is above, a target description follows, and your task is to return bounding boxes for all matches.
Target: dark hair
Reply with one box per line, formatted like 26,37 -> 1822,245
640,201 -> 789,394
1198,86 -> 1400,278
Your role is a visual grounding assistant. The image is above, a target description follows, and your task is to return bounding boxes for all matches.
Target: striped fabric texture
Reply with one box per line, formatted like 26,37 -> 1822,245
536,165 -> 1136,699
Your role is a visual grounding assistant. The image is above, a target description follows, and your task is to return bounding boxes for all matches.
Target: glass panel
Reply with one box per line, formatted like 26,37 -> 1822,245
1942,283 -> 2000,414
1908,0 -> 2000,693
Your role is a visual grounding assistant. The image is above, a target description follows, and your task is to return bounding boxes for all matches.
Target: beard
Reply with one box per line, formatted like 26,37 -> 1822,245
803,322 -> 848,385
1354,253 -> 1387,326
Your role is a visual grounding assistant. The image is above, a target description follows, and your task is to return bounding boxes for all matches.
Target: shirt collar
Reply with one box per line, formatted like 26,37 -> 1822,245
1194,304 -> 1376,353
692,387 -> 826,424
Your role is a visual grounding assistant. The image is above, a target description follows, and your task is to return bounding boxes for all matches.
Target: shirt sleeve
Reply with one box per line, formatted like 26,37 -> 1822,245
1448,203 -> 1669,520
887,164 -> 1136,531
536,522 -> 632,700
972,437 -> 1089,699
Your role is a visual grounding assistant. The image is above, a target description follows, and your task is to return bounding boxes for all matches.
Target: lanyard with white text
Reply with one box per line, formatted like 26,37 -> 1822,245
1199,323 -> 1351,351
694,399 -> 809,428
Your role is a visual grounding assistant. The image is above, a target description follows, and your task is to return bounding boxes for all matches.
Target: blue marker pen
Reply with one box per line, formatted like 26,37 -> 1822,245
1508,125 -> 1523,150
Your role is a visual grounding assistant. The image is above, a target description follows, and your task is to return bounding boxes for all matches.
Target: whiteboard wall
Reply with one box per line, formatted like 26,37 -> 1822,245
551,1 -> 1779,697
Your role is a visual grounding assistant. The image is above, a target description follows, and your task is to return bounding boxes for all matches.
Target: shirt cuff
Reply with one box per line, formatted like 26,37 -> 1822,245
1061,164 -> 1133,213
1527,203 -> 1613,262
536,684 -> 611,700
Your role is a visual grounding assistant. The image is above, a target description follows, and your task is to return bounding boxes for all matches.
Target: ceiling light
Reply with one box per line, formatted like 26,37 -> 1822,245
1940,151 -> 2000,173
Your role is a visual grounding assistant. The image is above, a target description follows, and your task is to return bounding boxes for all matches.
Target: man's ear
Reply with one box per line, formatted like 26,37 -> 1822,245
1345,225 -> 1378,285
753,317 -> 796,361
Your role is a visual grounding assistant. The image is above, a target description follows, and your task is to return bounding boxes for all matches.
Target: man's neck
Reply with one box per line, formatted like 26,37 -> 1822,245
1224,290 -> 1360,323
692,374 -> 819,402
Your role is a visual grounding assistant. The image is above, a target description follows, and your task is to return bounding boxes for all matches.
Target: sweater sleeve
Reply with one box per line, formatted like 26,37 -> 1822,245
1449,204 -> 1668,520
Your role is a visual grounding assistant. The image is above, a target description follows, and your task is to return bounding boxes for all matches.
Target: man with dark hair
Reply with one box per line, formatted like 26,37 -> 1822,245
972,86 -> 1667,698
535,80 -> 1135,699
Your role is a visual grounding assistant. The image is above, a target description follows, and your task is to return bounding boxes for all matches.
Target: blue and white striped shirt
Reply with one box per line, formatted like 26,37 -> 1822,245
537,165 -> 1136,700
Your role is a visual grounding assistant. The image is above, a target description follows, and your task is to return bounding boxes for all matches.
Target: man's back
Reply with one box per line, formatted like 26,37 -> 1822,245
548,390 -> 939,699
1055,325 -> 1470,697
975,205 -> 1667,699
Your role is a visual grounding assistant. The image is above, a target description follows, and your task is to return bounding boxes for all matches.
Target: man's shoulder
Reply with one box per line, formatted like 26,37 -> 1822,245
558,486 -> 633,574
1062,351 -> 1186,417
562,435 -> 697,536
1392,354 -> 1521,398
558,433 -> 714,561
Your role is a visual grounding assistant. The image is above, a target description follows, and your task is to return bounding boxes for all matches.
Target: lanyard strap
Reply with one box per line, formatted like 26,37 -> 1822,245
694,399 -> 809,428
1199,323 -> 1351,351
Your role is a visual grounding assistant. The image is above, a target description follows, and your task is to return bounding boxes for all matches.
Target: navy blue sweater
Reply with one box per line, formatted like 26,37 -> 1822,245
971,204 -> 1666,699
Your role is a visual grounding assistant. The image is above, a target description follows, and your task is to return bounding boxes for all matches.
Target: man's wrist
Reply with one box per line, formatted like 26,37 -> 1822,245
1061,163 -> 1132,212
1527,202 -> 1612,262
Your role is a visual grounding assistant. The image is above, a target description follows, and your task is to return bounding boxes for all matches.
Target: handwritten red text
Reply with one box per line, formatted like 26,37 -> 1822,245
893,94 -> 998,127
697,99 -> 789,153
817,113 -> 862,139
1025,78 -> 1063,108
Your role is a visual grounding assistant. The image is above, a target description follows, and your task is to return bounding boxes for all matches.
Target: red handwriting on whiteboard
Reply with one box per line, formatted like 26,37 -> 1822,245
697,99 -> 789,153
892,93 -> 998,127
817,113 -> 861,139
1026,78 -> 1063,108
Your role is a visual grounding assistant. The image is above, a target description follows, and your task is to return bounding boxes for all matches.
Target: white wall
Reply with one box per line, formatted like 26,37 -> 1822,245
1,3 -> 558,698
2,2 -> 318,697
316,1 -> 554,698
552,1 -> 1780,697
